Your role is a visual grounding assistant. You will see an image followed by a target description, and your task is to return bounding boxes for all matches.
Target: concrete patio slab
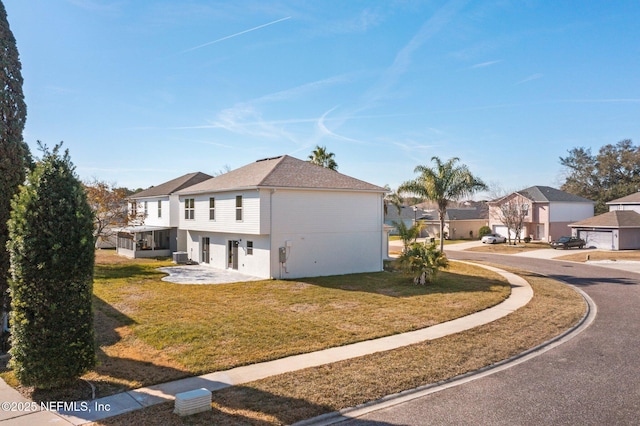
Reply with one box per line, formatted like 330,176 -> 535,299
157,265 -> 263,284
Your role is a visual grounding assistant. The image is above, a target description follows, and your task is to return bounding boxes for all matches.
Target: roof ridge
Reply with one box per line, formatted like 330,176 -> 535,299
256,155 -> 288,186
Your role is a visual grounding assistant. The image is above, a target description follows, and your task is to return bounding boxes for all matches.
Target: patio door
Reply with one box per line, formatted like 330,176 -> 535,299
228,240 -> 239,270
201,237 -> 210,264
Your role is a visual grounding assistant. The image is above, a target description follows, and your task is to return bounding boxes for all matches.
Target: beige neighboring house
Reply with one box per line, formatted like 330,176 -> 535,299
488,186 -> 594,242
420,208 -> 488,240
569,192 -> 640,250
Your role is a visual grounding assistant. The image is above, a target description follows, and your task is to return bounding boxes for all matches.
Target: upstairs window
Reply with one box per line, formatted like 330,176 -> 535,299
158,200 -> 162,218
144,201 -> 148,217
235,196 -> 243,221
184,198 -> 195,220
209,197 -> 215,220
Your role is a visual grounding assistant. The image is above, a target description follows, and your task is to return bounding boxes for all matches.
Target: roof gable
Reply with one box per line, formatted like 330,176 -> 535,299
570,210 -> 640,228
130,172 -> 213,199
178,155 -> 386,194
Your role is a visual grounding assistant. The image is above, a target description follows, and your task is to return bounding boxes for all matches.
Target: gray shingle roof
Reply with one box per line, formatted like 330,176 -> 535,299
444,208 -> 486,220
570,210 -> 640,228
516,186 -> 594,203
130,172 -> 213,199
178,155 -> 387,194
607,192 -> 640,204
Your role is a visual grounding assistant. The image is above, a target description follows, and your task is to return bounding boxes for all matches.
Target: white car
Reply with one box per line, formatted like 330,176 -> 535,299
481,233 -> 507,244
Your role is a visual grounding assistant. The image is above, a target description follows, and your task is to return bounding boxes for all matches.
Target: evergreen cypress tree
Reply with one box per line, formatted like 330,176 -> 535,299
0,0 -> 30,351
7,144 -> 95,389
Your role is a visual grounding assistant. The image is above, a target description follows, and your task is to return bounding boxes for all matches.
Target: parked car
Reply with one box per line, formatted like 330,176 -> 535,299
481,233 -> 507,244
550,236 -> 586,249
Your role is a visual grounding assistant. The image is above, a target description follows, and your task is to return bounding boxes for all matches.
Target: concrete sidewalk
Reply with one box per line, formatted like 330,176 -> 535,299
21,261 -> 530,425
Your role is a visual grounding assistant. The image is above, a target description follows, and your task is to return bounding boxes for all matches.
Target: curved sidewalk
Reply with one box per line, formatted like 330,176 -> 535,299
2,262 -> 533,425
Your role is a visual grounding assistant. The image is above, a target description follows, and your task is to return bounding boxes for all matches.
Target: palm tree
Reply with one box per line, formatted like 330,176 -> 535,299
383,185 -> 404,216
308,145 -> 338,170
399,157 -> 487,253
392,220 -> 422,253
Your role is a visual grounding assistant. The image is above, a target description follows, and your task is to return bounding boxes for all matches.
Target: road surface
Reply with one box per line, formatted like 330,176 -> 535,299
342,253 -> 640,425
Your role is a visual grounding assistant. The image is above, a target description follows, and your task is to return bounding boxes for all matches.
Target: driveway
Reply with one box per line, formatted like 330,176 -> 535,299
341,253 -> 640,425
158,265 -> 263,284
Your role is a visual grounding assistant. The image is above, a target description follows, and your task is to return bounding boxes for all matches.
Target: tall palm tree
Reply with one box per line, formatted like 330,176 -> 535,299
399,157 -> 487,253
308,145 -> 338,170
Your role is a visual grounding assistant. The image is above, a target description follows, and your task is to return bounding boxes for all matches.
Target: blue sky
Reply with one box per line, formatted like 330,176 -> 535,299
5,1 -> 640,197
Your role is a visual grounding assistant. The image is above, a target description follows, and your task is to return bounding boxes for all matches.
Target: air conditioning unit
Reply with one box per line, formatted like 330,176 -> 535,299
173,251 -> 188,264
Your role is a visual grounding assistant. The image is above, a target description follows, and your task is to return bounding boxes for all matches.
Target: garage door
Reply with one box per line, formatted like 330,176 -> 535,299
578,230 -> 613,249
493,225 -> 508,237
493,225 -> 524,239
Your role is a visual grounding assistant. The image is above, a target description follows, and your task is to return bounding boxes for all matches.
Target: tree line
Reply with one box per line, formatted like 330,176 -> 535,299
560,139 -> 640,214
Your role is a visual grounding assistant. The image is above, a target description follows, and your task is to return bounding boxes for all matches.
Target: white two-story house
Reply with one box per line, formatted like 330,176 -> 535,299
175,155 -> 388,279
116,172 -> 212,258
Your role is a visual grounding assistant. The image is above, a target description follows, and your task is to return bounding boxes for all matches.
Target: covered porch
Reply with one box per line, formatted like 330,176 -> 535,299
116,226 -> 176,258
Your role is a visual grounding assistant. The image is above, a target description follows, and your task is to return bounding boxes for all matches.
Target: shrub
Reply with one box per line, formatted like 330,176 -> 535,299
478,226 -> 492,238
7,144 -> 96,389
399,242 -> 449,285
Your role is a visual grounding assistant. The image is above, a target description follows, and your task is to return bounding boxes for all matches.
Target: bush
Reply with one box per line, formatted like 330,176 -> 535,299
399,242 -> 449,285
7,144 -> 96,389
478,226 -> 492,238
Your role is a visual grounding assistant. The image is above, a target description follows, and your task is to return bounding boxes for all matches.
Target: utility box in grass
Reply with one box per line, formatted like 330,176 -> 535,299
174,388 -> 212,416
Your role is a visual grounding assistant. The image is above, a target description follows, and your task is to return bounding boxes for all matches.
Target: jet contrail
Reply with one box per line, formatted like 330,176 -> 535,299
182,16 -> 291,53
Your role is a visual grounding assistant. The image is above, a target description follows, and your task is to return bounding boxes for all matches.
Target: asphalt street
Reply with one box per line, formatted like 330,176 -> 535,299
341,252 -> 640,425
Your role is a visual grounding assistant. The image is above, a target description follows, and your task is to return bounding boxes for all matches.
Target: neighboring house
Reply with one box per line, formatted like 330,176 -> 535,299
488,186 -> 594,242
607,192 -> 640,213
568,192 -> 640,250
421,208 -> 488,240
384,205 -> 423,234
175,155 -> 388,279
116,172 -> 213,258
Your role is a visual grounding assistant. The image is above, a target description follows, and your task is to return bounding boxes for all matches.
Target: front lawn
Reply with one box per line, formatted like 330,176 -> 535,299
84,251 -> 509,396
95,268 -> 586,425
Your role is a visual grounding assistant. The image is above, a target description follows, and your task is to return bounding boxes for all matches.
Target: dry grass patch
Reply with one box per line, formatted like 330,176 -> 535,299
466,242 -> 550,254
556,250 -> 640,262
95,269 -> 585,425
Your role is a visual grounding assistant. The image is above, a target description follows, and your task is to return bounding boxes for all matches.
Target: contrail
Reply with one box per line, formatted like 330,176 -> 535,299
182,16 -> 291,53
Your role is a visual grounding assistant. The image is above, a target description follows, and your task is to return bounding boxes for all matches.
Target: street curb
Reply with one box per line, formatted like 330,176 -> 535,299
293,276 -> 596,426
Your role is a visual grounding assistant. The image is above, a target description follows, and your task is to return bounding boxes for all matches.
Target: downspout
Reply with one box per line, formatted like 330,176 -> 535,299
269,188 -> 276,279
379,193 -> 384,270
